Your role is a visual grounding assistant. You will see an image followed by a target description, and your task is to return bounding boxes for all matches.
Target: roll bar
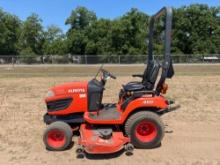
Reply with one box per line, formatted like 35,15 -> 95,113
148,7 -> 172,63
147,7 -> 174,95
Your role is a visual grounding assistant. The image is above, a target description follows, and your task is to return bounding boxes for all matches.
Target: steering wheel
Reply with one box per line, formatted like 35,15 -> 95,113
100,69 -> 117,79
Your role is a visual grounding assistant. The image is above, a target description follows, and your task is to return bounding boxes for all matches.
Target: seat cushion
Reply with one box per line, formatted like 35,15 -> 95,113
123,82 -> 145,92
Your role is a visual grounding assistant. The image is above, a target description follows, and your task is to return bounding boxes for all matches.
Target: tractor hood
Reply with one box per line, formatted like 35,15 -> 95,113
45,81 -> 88,101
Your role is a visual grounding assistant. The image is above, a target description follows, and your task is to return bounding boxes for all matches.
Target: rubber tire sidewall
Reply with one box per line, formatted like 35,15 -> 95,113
43,121 -> 72,151
125,111 -> 164,149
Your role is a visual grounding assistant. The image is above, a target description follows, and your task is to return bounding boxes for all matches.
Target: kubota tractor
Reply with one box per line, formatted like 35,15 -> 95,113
42,7 -> 180,157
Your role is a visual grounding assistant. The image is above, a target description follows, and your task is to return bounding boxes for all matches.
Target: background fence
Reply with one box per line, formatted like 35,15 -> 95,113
0,54 -> 219,64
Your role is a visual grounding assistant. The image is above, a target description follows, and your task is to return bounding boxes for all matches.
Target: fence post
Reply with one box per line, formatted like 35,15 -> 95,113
186,54 -> 189,63
12,56 -> 15,68
118,55 -> 120,64
85,55 -> 87,64
42,56 -> 45,64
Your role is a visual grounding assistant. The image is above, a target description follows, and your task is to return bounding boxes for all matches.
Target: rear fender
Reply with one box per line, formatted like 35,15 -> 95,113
121,96 -> 168,122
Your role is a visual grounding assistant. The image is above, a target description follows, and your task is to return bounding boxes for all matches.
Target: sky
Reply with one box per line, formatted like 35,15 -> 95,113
0,0 -> 219,32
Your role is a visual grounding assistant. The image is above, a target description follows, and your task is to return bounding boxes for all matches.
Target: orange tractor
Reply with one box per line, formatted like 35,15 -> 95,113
43,7 -> 180,157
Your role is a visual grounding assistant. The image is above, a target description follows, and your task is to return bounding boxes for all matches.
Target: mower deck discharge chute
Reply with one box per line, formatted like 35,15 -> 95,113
42,7 -> 180,158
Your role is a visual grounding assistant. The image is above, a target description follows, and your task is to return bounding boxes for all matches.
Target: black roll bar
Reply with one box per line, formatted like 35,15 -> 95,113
148,6 -> 172,63
147,7 -> 174,95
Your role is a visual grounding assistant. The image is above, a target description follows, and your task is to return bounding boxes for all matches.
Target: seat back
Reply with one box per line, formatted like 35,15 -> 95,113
142,60 -> 160,90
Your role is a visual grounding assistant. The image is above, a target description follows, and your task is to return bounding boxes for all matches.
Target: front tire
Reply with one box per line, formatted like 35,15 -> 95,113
125,111 -> 164,148
43,121 -> 72,151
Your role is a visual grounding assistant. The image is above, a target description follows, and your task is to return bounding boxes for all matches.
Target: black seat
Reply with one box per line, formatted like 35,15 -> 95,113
123,60 -> 160,92
123,82 -> 145,92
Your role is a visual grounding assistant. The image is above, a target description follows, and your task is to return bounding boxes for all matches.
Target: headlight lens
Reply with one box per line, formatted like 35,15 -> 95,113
46,90 -> 55,98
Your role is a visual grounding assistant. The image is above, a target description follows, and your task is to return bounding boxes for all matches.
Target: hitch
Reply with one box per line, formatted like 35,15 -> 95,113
168,100 -> 181,111
158,100 -> 181,115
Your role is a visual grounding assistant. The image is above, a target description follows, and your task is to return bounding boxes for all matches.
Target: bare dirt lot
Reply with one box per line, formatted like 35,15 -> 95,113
0,64 -> 220,165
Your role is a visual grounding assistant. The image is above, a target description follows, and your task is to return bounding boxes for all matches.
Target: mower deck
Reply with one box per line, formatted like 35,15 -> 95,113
77,124 -> 130,154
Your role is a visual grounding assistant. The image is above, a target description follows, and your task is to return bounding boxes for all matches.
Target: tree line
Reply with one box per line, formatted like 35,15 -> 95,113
0,4 -> 219,60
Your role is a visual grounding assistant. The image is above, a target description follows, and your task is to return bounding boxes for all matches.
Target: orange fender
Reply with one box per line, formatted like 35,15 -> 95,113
121,96 -> 168,122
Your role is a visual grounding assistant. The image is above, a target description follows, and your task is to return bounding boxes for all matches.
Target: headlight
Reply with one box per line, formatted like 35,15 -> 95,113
46,90 -> 55,98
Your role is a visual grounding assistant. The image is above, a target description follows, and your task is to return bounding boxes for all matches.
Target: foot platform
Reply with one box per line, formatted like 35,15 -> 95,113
84,104 -> 122,124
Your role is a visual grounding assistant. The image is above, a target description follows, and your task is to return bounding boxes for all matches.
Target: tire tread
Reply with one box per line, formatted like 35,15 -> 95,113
43,121 -> 72,151
125,111 -> 164,148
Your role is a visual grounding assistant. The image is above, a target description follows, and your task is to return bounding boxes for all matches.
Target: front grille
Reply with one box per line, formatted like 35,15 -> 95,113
47,98 -> 73,112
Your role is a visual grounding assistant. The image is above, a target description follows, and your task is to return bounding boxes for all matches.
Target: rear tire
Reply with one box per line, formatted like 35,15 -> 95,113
43,121 -> 72,151
125,111 -> 164,149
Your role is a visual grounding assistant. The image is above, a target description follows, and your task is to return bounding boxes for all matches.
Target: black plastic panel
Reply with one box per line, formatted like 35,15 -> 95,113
46,98 -> 72,112
88,79 -> 104,111
43,113 -> 84,124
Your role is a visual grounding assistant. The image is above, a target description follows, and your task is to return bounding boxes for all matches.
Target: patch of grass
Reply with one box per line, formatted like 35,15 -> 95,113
0,64 -> 220,78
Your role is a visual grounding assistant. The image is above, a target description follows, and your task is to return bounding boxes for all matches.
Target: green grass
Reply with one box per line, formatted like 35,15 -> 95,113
0,64 -> 220,78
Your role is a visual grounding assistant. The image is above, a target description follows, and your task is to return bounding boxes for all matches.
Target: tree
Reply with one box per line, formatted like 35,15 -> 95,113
110,8 -> 149,56
66,29 -> 88,55
18,13 -> 44,55
0,9 -> 21,55
85,19 -> 112,55
65,7 -> 97,55
0,4 -> 220,60
65,6 -> 97,31
173,4 -> 220,54
43,25 -> 67,55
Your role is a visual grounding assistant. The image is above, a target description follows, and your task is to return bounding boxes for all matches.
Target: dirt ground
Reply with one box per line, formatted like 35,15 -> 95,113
0,64 -> 220,165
